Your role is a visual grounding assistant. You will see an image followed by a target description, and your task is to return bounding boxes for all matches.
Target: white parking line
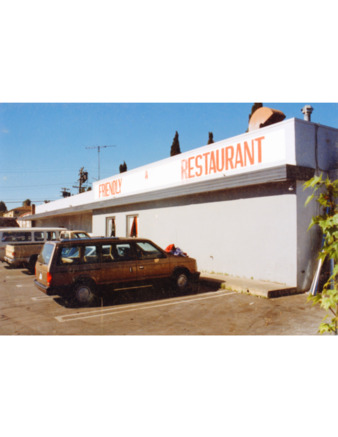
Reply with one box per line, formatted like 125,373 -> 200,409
55,291 -> 237,323
31,296 -> 56,301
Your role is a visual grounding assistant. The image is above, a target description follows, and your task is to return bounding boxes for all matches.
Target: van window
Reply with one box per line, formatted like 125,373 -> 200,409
1,231 -> 32,242
83,245 -> 99,263
115,243 -> 135,260
39,243 -> 54,265
34,231 -> 45,242
136,241 -> 164,260
102,244 -> 117,263
58,245 -> 99,265
47,231 -> 58,241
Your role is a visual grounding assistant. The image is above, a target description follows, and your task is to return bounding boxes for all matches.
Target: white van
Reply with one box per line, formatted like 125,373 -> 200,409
0,227 -> 65,262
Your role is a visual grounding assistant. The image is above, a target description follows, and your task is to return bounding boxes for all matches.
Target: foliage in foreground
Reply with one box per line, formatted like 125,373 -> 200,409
304,174 -> 338,334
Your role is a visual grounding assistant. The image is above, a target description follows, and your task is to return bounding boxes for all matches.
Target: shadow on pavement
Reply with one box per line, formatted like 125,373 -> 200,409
54,278 -> 223,309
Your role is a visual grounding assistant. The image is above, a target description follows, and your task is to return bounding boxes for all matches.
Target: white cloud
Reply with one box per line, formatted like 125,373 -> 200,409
1,128 -> 9,134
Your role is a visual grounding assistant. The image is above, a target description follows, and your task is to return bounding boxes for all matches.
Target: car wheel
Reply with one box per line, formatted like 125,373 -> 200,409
173,270 -> 190,291
28,255 -> 37,275
74,281 -> 97,306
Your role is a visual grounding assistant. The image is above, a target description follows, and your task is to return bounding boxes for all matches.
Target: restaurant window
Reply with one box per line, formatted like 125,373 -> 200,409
106,217 -> 116,237
127,215 -> 138,237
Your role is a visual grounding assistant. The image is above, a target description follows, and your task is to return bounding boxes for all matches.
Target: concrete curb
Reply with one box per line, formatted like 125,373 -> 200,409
200,273 -> 302,299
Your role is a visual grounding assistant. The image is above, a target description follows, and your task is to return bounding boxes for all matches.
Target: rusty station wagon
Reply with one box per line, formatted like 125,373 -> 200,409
34,237 -> 200,305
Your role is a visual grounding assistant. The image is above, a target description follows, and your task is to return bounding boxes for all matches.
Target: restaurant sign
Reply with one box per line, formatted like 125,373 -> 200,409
94,129 -> 286,200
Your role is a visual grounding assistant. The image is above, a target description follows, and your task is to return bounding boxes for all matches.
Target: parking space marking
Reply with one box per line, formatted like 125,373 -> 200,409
55,291 -> 237,323
31,296 -> 56,301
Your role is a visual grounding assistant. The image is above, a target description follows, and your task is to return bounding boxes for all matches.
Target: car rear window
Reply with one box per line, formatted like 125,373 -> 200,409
39,243 -> 54,265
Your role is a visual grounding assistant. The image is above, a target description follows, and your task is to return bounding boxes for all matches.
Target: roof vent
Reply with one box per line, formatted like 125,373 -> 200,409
248,107 -> 286,132
301,105 -> 314,122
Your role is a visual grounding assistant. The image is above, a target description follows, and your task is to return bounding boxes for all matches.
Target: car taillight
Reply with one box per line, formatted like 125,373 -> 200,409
47,272 -> 52,286
11,251 -> 15,256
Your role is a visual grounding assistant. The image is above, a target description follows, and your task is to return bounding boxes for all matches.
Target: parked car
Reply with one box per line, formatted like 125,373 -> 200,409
1,227 -> 64,267
34,237 -> 200,305
59,230 -> 91,239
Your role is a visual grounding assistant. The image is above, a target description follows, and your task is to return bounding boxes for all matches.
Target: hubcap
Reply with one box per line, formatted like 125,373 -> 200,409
76,285 -> 91,303
177,274 -> 188,289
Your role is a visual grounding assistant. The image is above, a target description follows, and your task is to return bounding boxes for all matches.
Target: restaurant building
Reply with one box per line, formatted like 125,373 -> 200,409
27,110 -> 338,291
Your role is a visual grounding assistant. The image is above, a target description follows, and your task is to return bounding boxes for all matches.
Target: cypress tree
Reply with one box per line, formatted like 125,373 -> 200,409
207,132 -> 214,144
119,161 -> 127,173
170,131 -> 181,156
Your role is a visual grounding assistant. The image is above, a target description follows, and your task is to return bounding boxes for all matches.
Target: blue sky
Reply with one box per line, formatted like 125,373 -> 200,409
0,102 -> 337,209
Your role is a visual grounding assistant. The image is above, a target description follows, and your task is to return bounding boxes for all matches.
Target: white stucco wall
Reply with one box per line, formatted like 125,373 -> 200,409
296,180 -> 322,291
35,213 -> 93,233
93,188 -> 298,286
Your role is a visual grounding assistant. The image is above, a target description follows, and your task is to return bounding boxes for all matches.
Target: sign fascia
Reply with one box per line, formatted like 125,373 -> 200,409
93,128 -> 286,201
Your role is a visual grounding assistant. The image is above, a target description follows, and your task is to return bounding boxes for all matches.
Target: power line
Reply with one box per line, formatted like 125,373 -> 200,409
1,182 -> 74,189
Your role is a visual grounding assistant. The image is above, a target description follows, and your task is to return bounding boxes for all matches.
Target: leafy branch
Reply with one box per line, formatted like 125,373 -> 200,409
304,174 -> 338,334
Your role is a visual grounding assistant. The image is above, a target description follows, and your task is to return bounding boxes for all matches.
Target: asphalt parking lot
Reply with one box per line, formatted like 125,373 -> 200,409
0,262 -> 327,335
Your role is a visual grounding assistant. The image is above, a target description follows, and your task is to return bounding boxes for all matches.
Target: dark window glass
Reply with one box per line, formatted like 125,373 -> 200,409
115,243 -> 134,260
136,241 -> 164,259
39,243 -> 54,265
34,231 -> 45,242
2,231 -> 32,242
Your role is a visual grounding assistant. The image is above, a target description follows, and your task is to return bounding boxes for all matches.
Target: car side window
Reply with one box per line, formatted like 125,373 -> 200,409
115,243 -> 135,261
135,241 -> 165,260
58,245 -> 99,264
83,245 -> 99,264
59,245 -> 81,264
34,231 -> 44,242
102,245 -> 116,263
47,231 -> 58,241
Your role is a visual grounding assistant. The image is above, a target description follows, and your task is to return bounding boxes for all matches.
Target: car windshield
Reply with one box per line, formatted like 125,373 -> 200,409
73,233 -> 90,239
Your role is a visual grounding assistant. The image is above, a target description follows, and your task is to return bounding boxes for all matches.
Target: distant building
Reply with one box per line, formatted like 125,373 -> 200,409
5,206 -> 33,227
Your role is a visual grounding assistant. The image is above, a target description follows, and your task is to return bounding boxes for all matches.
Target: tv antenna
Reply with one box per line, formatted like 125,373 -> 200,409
85,145 -> 116,180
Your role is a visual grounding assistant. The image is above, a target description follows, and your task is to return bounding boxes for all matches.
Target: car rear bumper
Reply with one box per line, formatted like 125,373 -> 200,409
4,256 -> 21,267
34,279 -> 54,295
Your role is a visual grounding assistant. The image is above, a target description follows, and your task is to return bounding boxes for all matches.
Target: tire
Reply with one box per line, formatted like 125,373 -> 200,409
73,281 -> 97,306
28,255 -> 37,275
173,270 -> 190,291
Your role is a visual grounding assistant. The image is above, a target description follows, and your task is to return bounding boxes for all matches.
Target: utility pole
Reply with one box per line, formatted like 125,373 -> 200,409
85,145 -> 116,180
73,167 -> 88,194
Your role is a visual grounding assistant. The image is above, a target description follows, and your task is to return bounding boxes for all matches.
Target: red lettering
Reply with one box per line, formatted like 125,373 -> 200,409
225,146 -> 234,170
209,151 -> 217,174
254,136 -> 264,163
216,149 -> 225,172
195,155 -> 203,177
188,156 -> 195,179
181,159 -> 188,180
235,143 -> 244,168
203,152 -> 210,175
244,141 -> 254,166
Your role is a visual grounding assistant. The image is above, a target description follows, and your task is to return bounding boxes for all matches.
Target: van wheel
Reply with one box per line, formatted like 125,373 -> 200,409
173,270 -> 190,291
73,281 -> 97,306
28,255 -> 37,275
